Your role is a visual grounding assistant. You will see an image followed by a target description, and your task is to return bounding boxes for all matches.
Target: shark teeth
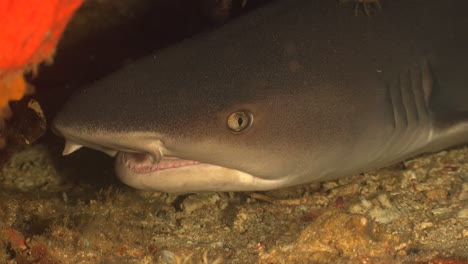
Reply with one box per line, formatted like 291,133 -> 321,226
62,140 -> 83,155
122,153 -> 201,174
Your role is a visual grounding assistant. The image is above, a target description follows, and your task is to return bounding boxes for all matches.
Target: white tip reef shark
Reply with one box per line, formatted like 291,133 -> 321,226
53,0 -> 468,193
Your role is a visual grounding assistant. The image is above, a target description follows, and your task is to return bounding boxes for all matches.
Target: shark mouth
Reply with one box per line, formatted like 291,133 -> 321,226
61,139 -> 202,174
121,152 -> 201,174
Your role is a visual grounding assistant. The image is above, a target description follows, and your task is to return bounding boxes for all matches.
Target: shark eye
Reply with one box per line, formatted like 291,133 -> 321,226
227,111 -> 253,133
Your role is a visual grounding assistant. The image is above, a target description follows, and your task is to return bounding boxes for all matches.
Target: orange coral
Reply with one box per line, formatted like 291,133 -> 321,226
0,72 -> 28,119
0,0 -> 83,126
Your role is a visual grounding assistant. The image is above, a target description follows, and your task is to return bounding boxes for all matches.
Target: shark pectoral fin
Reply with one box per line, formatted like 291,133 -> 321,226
426,44 -> 468,152
429,111 -> 468,153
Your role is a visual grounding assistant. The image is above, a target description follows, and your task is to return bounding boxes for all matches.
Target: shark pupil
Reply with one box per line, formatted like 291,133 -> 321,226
238,117 -> 243,126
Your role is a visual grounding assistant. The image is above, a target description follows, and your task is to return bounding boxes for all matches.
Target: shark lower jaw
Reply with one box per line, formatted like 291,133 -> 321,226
114,152 -> 290,193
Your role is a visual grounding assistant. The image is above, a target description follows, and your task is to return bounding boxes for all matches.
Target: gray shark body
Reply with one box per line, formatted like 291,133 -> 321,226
53,0 -> 468,192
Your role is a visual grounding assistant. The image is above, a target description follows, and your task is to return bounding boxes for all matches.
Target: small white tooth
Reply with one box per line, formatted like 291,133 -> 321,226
148,151 -> 162,164
149,154 -> 161,164
62,141 -> 83,155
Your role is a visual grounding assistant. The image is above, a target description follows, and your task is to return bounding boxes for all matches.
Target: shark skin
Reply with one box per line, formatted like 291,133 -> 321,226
52,0 -> 468,193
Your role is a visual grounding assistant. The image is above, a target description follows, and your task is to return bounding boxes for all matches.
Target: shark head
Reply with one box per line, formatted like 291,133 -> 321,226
52,67 -> 312,192
52,0 -> 367,193
52,39 -> 329,192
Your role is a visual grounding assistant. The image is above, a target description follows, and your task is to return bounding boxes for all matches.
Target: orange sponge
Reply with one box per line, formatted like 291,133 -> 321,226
0,0 -> 83,125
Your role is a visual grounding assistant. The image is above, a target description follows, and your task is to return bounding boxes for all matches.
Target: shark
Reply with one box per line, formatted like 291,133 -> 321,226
52,0 -> 468,192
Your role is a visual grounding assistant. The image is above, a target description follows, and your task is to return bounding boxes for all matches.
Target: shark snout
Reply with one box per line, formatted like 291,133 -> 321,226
52,116 -> 169,164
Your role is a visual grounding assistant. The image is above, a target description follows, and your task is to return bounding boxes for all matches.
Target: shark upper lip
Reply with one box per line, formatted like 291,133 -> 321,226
60,134 -> 167,161
61,139 -> 119,157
